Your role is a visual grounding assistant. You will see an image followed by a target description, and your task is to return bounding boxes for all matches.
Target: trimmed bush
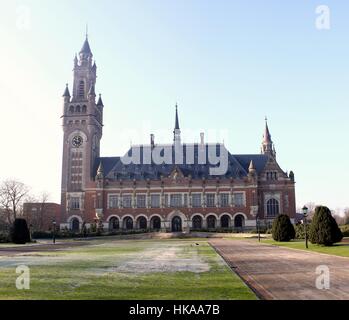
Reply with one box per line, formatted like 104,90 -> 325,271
272,214 -> 295,242
11,219 -> 31,244
309,206 -> 343,246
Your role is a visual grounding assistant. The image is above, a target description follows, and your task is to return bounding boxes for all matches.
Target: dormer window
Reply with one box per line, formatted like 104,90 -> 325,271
266,171 -> 278,181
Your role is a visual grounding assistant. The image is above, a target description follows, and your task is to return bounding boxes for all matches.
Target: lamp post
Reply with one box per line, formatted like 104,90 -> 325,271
52,220 -> 56,244
302,206 -> 308,249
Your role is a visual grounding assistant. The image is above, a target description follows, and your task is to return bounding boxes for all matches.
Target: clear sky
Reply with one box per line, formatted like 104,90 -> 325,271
0,0 -> 348,212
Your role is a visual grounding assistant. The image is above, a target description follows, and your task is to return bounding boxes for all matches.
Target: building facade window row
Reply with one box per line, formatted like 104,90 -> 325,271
106,192 -> 247,209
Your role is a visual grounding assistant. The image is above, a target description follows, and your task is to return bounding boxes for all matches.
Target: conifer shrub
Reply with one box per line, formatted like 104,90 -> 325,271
272,214 -> 295,242
11,219 -> 31,244
309,206 -> 343,246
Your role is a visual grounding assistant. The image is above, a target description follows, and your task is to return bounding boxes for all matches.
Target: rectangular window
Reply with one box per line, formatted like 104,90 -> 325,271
266,171 -> 278,181
70,197 -> 80,210
122,195 -> 132,208
192,194 -> 202,208
220,193 -> 229,207
108,195 -> 119,209
137,195 -> 146,208
206,194 -> 216,208
164,194 -> 169,207
183,194 -> 188,207
170,194 -> 182,208
150,194 -> 160,208
234,193 -> 244,207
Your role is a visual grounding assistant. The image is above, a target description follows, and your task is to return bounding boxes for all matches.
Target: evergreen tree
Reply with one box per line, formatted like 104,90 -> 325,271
309,206 -> 343,246
272,214 -> 295,242
11,218 -> 31,244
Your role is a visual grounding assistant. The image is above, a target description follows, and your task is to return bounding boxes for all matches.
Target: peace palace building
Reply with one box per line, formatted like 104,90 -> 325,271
59,37 -> 296,232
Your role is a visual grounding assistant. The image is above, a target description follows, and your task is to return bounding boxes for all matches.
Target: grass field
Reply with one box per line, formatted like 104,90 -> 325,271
262,238 -> 349,257
0,239 -> 256,300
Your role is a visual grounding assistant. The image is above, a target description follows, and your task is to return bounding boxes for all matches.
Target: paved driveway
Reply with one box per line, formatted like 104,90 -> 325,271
210,239 -> 349,300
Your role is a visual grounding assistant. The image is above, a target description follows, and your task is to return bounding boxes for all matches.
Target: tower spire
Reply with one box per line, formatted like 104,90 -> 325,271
261,117 -> 276,157
173,104 -> 181,144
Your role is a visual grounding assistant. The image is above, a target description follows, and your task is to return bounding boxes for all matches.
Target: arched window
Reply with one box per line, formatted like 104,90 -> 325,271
82,105 -> 87,113
79,81 -> 85,98
267,199 -> 280,217
75,105 -> 81,113
69,106 -> 74,113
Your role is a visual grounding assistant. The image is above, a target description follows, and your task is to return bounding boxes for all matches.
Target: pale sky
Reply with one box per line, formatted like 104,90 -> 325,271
0,0 -> 348,212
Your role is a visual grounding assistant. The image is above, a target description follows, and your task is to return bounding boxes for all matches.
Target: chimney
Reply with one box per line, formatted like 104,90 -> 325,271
150,134 -> 155,149
200,132 -> 205,145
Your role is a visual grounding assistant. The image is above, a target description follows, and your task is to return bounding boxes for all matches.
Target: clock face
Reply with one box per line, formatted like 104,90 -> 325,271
72,135 -> 83,148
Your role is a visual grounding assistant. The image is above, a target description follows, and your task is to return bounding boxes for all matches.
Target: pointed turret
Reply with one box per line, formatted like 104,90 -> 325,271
248,160 -> 257,178
63,83 -> 71,98
97,94 -> 104,107
96,161 -> 104,180
173,104 -> 181,144
175,104 -> 180,130
80,37 -> 92,56
261,118 -> 276,158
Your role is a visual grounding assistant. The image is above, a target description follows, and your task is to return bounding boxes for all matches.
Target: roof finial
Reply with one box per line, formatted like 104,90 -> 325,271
86,23 -> 89,40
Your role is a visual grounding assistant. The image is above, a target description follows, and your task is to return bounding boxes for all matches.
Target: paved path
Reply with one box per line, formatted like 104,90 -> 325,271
210,239 -> 349,300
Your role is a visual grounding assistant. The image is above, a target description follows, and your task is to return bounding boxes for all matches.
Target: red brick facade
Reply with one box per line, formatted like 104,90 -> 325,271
58,38 -> 296,233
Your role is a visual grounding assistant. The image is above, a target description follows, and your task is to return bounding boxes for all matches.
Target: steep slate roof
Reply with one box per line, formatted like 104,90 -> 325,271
93,144 -> 270,181
234,154 -> 269,175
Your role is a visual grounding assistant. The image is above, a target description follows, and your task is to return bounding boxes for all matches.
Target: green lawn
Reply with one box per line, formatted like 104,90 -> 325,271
0,239 -> 256,300
262,238 -> 349,257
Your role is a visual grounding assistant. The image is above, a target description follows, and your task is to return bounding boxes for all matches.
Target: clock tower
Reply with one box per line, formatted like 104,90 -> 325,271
60,36 -> 104,223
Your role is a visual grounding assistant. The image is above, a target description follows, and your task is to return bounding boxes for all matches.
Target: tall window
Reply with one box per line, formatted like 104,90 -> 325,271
70,197 -> 80,210
78,80 -> 85,99
233,193 -> 244,207
150,194 -> 160,208
192,194 -> 202,208
266,171 -> 278,181
170,194 -> 182,208
108,195 -> 119,209
206,194 -> 216,208
267,199 -> 279,217
220,193 -> 229,207
137,195 -> 146,208
122,195 -> 132,208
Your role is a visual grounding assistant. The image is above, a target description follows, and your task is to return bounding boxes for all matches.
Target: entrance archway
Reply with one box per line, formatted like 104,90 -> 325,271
220,215 -> 230,228
207,215 -> 216,229
171,216 -> 182,232
234,214 -> 245,228
192,215 -> 202,230
124,217 -> 134,230
71,218 -> 80,232
137,217 -> 147,229
109,217 -> 120,231
150,216 -> 161,230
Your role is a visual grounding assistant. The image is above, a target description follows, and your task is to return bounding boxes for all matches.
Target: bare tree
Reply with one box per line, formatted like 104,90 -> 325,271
0,180 -> 29,224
